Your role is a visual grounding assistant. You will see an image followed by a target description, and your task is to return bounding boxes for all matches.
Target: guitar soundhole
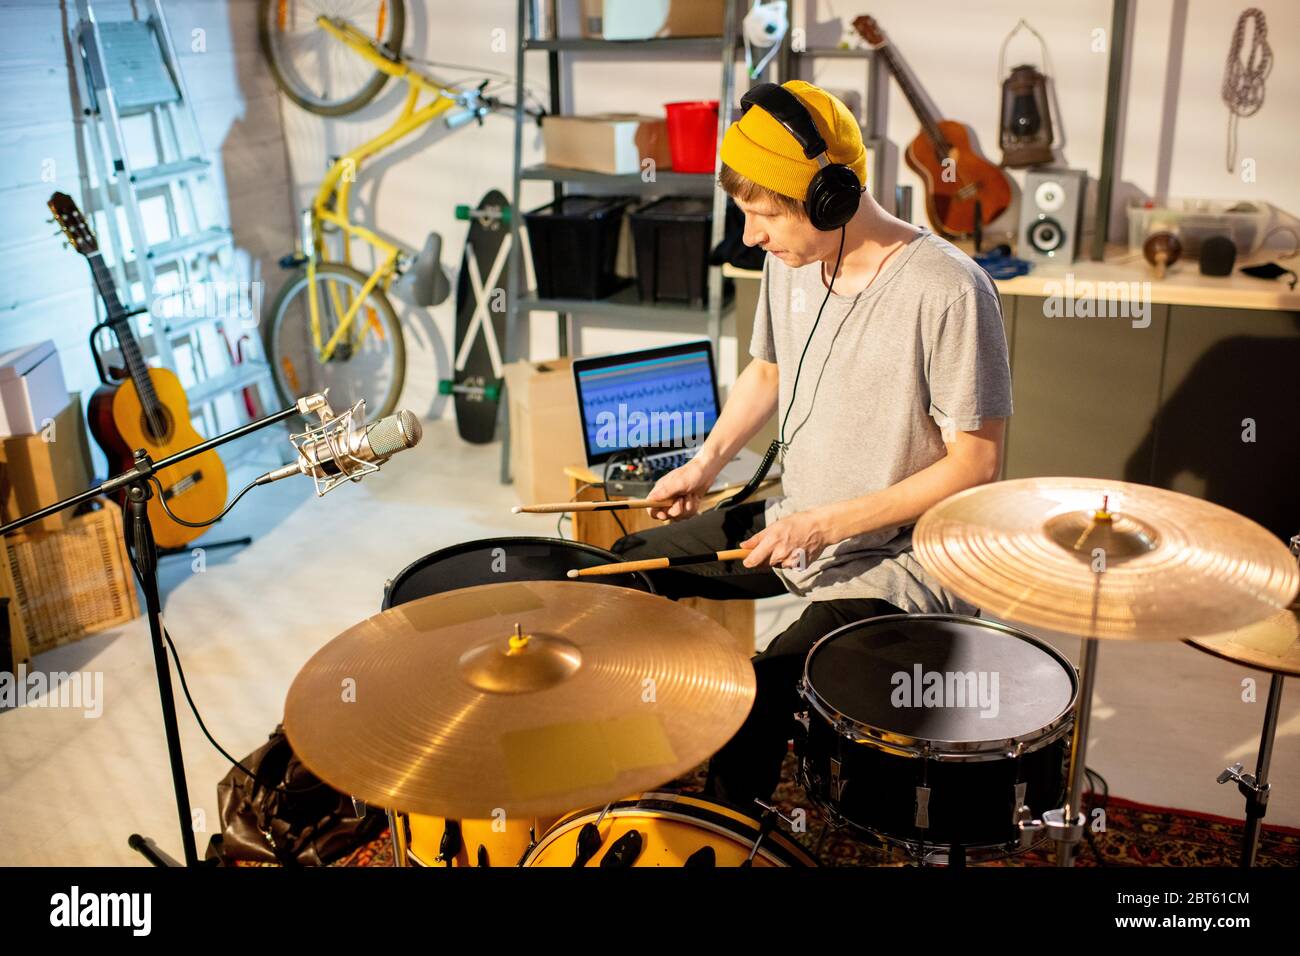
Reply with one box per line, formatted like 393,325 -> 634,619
140,406 -> 175,444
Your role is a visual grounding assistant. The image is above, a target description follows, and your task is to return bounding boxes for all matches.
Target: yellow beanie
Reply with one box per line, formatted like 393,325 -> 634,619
720,81 -> 867,201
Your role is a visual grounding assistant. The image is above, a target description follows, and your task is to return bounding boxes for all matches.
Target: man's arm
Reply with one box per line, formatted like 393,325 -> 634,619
645,358 -> 780,521
741,419 -> 1006,567
691,358 -> 780,480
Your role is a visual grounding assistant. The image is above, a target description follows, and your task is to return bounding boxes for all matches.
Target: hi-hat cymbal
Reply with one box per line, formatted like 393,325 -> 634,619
283,581 -> 754,819
913,477 -> 1299,640
1186,603 -> 1300,677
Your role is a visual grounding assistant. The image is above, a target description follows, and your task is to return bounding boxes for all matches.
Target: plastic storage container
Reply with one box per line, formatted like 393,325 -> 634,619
629,196 -> 713,305
1126,200 -> 1271,258
664,101 -> 719,173
523,195 -> 634,300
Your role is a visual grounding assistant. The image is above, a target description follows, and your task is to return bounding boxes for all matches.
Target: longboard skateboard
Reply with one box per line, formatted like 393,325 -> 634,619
440,189 -> 511,444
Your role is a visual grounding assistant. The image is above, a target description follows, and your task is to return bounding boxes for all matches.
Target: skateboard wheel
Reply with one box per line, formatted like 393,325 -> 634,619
438,379 -> 454,395
484,383 -> 501,402
454,204 -> 470,221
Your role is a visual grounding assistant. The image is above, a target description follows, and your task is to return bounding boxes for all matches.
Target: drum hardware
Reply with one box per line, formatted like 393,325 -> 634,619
914,787 -> 931,829
572,804 -> 613,867
601,831 -> 643,867
1012,782 -> 1028,826
914,478 -> 1299,867
437,820 -> 463,866
830,758 -> 845,802
1189,530 -> 1300,867
741,802 -> 785,868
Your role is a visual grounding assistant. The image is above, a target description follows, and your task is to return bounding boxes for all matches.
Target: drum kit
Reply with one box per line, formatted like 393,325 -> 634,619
282,479 -> 1299,868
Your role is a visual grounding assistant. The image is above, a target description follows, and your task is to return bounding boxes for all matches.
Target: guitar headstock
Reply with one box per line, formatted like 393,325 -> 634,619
47,191 -> 98,257
852,15 -> 887,49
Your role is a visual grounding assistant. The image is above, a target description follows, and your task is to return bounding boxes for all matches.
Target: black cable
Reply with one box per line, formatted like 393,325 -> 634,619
601,453 -> 636,537
123,505 -> 327,797
150,475 -> 260,529
778,225 -> 846,450
715,227 -> 847,512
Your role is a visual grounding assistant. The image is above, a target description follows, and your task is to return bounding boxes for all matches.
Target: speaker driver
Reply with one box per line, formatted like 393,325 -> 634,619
1027,216 -> 1066,255
1034,180 -> 1066,213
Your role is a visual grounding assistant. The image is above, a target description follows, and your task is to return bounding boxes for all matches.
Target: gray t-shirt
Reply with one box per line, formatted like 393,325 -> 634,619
751,229 -> 1013,612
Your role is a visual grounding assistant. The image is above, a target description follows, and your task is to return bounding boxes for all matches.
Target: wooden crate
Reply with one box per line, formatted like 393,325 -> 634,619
2,499 -> 140,655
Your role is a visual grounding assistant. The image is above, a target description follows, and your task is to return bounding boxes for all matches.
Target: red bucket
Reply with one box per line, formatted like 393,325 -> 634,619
664,100 -> 720,173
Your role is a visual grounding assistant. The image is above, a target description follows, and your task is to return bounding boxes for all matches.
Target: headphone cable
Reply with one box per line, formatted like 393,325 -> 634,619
716,226 -> 846,509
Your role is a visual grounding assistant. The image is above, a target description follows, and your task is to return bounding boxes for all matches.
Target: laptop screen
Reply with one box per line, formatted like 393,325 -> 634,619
572,341 -> 721,466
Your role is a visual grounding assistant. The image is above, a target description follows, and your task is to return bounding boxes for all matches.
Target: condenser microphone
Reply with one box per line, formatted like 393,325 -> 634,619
256,409 -> 423,489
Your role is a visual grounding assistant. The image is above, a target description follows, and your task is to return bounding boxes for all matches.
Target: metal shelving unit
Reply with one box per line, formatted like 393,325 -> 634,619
501,0 -> 741,481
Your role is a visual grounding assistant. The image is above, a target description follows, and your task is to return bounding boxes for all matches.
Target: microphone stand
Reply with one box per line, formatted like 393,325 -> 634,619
0,401 -> 305,867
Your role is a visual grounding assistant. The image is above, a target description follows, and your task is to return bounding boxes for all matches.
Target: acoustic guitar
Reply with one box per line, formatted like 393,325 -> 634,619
853,15 -> 1012,238
48,192 -> 228,549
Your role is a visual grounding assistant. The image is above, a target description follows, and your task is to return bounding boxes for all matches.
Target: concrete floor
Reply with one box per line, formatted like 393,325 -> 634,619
1,416 -> 1296,865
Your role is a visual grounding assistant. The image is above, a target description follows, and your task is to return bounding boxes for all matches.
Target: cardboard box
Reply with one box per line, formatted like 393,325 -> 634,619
504,357 -> 586,507
601,0 -> 725,40
542,113 -> 673,175
0,395 -> 94,534
0,341 -> 69,437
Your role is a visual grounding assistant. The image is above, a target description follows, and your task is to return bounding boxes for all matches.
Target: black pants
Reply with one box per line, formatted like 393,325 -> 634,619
611,502 -> 904,810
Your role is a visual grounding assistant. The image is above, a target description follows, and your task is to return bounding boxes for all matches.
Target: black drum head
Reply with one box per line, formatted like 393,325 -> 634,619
384,537 -> 655,609
806,616 -> 1076,746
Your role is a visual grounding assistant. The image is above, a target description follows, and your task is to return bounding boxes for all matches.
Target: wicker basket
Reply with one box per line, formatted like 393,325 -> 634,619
3,499 -> 141,654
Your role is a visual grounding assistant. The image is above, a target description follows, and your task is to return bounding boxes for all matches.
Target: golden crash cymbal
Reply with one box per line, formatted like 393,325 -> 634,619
283,580 -> 755,819
1187,603 -> 1300,677
913,477 -> 1299,640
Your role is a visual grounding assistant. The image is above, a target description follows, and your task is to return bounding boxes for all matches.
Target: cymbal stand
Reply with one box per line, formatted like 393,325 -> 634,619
1216,531 -> 1299,867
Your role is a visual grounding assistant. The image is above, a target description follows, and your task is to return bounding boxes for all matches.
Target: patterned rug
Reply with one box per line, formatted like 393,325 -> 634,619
313,754 -> 1299,868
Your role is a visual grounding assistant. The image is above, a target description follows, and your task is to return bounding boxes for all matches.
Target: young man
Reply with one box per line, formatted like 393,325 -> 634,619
610,81 -> 1012,808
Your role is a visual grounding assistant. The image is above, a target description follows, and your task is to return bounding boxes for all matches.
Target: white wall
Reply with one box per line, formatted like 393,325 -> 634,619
0,0 -> 294,468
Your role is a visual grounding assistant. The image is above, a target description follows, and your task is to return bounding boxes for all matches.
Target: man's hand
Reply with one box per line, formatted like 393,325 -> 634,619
740,509 -> 831,569
646,459 -> 717,521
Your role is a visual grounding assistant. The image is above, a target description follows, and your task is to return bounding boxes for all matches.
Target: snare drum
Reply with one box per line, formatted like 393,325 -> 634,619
382,536 -> 656,609
522,791 -> 817,867
383,537 -> 655,866
796,614 -> 1077,862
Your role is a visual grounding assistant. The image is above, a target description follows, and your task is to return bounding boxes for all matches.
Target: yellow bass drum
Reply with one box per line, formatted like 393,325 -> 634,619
521,791 -> 817,867
397,813 -> 557,867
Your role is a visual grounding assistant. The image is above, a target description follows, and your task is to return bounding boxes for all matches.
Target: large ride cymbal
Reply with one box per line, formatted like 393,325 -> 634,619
1186,603 -> 1300,677
283,581 -> 755,819
913,477 -> 1299,640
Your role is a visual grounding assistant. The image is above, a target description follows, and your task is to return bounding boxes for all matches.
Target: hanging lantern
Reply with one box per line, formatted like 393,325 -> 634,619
997,21 -> 1056,168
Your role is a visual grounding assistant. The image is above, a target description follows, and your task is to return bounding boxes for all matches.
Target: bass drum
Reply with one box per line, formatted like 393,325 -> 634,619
383,536 -> 655,866
797,614 -> 1077,863
522,792 -> 817,868
397,813 -> 557,868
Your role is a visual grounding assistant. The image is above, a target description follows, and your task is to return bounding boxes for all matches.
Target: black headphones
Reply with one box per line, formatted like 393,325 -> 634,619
739,83 -> 863,231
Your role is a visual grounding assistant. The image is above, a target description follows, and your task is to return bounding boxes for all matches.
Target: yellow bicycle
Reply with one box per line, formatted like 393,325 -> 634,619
258,1 -> 512,420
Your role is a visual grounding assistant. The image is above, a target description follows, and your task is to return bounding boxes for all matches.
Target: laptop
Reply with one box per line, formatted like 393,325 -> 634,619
572,340 -> 780,493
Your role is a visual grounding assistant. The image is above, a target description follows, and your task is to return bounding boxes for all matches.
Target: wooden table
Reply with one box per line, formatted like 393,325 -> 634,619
562,464 -> 781,653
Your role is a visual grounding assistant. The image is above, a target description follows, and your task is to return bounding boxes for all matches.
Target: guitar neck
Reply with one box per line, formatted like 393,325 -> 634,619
85,252 -> 163,414
877,43 -> 951,157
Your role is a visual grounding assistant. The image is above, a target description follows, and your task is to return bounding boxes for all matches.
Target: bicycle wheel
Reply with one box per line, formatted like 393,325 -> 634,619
263,262 -> 406,422
259,0 -> 406,116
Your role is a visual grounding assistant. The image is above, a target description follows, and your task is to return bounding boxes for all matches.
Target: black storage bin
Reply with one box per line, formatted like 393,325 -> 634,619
523,194 -> 633,300
629,196 -> 713,305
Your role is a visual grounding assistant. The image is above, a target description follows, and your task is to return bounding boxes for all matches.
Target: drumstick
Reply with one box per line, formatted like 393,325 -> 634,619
566,549 -> 752,578
512,498 -> 669,514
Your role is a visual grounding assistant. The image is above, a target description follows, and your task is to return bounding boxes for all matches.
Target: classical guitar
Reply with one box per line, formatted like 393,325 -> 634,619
853,15 -> 1012,238
48,192 -> 228,549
